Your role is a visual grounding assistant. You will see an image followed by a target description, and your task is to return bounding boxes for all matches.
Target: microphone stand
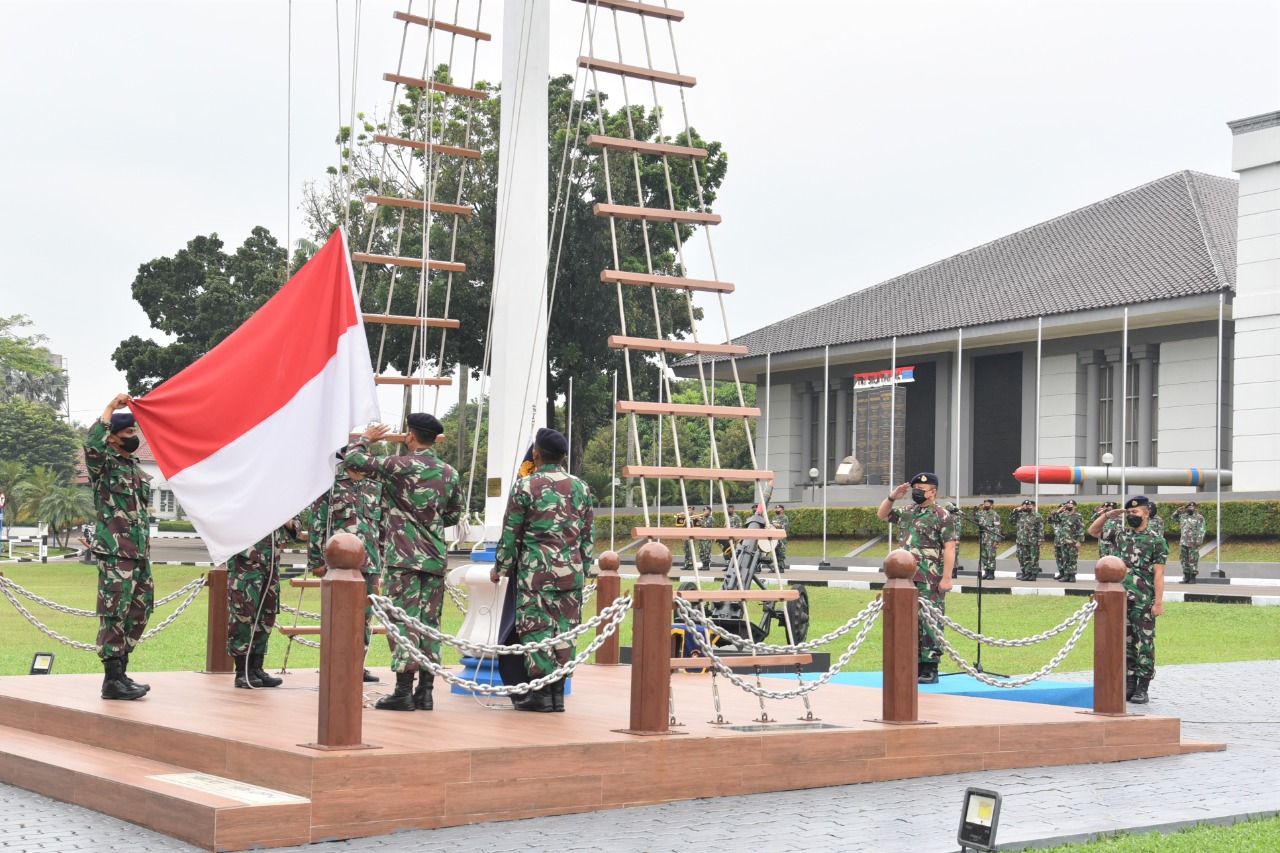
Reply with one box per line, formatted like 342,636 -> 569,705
939,510 -> 1008,679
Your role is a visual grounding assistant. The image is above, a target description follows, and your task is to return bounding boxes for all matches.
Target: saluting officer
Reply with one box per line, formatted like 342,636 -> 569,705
1048,500 -> 1085,583
973,499 -> 1002,580
1172,502 -> 1206,584
1013,500 -> 1045,581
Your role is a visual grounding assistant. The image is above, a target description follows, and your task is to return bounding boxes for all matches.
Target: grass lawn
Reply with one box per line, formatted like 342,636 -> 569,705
2,564 -> 1277,678
1206,537 -> 1280,562
1037,813 -> 1280,851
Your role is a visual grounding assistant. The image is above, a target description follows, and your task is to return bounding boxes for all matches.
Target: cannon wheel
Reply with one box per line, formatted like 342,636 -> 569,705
676,581 -> 703,627
784,583 -> 810,644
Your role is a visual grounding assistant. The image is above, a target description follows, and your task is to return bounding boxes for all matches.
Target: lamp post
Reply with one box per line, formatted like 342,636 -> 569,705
808,467 -> 820,502
1101,452 -> 1114,496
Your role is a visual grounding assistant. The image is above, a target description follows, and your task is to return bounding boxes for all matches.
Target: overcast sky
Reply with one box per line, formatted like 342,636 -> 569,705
1,0 -> 1276,426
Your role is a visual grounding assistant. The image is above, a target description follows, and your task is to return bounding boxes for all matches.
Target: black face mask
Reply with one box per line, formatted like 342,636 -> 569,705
911,488 -> 928,504
1126,514 -> 1144,529
118,435 -> 141,454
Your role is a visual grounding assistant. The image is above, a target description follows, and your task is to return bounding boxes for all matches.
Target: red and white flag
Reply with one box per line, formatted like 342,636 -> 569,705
131,229 -> 380,564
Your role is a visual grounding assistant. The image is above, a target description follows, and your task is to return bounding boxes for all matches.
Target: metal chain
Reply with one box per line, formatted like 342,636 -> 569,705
137,579 -> 206,642
681,599 -> 884,700
918,598 -> 1097,647
0,574 -> 205,618
673,596 -> 881,654
369,595 -> 630,696
280,602 -> 323,621
582,582 -> 597,606
281,631 -> 322,649
445,582 -> 469,614
921,599 -> 1097,688
0,582 -> 96,650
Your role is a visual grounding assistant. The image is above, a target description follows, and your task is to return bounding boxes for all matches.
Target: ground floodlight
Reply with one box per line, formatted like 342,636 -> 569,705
29,652 -> 55,675
957,787 -> 1001,851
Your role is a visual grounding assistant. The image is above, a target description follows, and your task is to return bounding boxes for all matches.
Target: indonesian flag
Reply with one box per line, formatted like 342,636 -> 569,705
131,229 -> 380,564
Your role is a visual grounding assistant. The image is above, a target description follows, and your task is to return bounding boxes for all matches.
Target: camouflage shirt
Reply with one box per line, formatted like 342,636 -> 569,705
308,466 -> 385,571
344,440 -> 462,575
84,419 -> 152,560
229,521 -> 294,570
495,463 -> 594,592
973,507 -> 1002,541
1015,509 -> 1044,546
773,511 -> 789,531
697,512 -> 715,530
887,502 -> 958,576
1146,513 -> 1166,539
727,512 -> 743,529
1105,524 -> 1168,605
1048,510 -> 1085,547
1173,509 -> 1206,547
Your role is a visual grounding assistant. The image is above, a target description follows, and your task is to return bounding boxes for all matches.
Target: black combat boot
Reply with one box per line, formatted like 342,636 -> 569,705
413,671 -> 434,710
101,658 -> 147,700
375,671 -> 417,711
512,687 -> 555,713
982,570 -> 995,580
249,653 -> 283,688
1129,677 -> 1150,705
549,678 -> 566,712
1053,571 -> 1064,581
121,653 -> 150,694
917,661 -> 939,685
362,668 -> 379,683
234,655 -> 263,689
1184,573 -> 1196,585
1125,675 -> 1136,701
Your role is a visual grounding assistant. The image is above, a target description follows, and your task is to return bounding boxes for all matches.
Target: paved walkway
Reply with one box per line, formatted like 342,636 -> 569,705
2,661 -> 1277,852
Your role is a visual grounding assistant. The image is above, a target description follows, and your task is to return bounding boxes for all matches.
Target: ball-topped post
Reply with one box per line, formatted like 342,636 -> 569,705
308,532 -> 375,750
879,548 -> 925,724
628,541 -> 673,734
1092,555 -> 1130,715
595,551 -> 622,666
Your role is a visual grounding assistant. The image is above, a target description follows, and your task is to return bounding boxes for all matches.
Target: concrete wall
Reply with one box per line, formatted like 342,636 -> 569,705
758,379 -> 802,503
1157,337 -> 1224,494
1035,352 -> 1083,495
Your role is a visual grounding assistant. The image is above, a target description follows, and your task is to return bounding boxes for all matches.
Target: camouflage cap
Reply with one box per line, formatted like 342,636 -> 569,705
109,412 -> 136,433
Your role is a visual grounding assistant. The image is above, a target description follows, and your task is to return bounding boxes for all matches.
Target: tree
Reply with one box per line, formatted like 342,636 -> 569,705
112,228 -> 288,392
0,400 -> 80,480
0,314 -> 65,410
0,459 -> 25,535
13,465 -> 60,525
39,485 -> 94,547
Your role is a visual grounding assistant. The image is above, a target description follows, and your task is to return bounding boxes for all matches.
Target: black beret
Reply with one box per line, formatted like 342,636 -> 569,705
1186,501 -> 1198,508
109,412 -> 136,433
981,498 -> 994,504
1021,499 -> 1035,506
911,472 -> 939,487
1124,495 -> 1151,510
534,427 -> 568,455
406,413 -> 443,439
776,505 -> 785,510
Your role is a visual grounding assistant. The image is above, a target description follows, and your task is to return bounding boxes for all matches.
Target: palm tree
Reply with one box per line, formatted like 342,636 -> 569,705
0,460 -> 25,535
39,485 -> 94,547
13,465 -> 59,525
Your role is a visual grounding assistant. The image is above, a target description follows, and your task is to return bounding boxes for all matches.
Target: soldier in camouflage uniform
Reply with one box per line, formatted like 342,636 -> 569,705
347,413 -> 462,712
878,472 -> 958,684
1048,500 -> 1085,583
490,428 -> 593,713
1090,495 -> 1168,704
1146,505 -> 1166,539
1094,502 -> 1120,558
1013,500 -> 1045,581
85,394 -> 153,701
309,453 -> 385,681
226,518 -> 299,689
696,506 -> 714,568
676,511 -> 696,569
1172,502 -> 1206,584
772,505 -> 790,572
973,499 -> 1002,580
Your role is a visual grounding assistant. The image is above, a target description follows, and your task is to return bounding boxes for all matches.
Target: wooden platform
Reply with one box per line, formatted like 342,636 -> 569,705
0,666 -> 1222,851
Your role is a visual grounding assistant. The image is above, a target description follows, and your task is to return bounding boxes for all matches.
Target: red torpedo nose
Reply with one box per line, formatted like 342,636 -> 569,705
1013,466 -> 1075,484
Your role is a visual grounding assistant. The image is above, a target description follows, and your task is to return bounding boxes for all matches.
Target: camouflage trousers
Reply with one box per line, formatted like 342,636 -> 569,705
384,569 -> 445,673
95,556 -> 154,661
775,539 -> 788,570
1054,542 -> 1079,579
515,587 -> 583,679
1125,592 -> 1157,680
914,570 -> 946,664
1180,545 -> 1200,576
698,538 -> 713,566
978,538 -> 999,575
1017,543 -> 1041,576
683,539 -> 696,568
226,558 -> 280,657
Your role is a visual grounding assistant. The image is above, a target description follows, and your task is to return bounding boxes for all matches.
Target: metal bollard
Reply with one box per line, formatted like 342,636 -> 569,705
624,542 -> 674,735
594,551 -> 622,665
201,565 -> 233,674
1090,556 -> 1130,715
876,549 -> 931,725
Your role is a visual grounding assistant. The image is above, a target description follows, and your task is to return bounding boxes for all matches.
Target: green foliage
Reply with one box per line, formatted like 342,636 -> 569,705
439,396 -> 490,512
12,465 -> 60,524
0,314 -> 66,409
1037,813 -> 1280,852
0,400 -> 80,481
112,228 -> 288,393
158,519 -> 196,532
38,485 -> 93,547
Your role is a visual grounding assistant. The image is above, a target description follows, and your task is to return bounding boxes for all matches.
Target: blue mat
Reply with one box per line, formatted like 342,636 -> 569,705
765,671 -> 1093,709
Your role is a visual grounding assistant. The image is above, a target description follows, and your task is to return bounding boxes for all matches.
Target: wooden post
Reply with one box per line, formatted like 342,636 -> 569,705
202,565 -> 233,674
1091,555 -> 1129,715
594,550 -> 622,665
623,542 -> 673,734
305,532 -> 377,750
877,549 -> 931,724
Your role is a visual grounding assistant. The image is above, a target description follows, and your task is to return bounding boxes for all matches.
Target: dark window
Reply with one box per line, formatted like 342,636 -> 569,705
972,353 -> 1023,494
903,362 -> 936,480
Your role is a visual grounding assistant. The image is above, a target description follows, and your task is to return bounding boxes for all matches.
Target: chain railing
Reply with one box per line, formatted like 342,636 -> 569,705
368,593 -> 632,696
674,595 -> 881,654
919,598 -> 1098,688
280,601 -> 322,621
445,582 -> 469,614
0,573 -> 203,617
674,597 -> 884,700
582,582 -> 597,606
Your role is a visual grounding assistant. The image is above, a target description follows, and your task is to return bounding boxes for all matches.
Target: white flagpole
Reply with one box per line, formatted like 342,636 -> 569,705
610,370 -> 617,551
1120,308 -> 1129,499
1215,293 -> 1223,577
821,344 -> 830,567
1035,317 -> 1042,508
956,327 -> 963,505
888,336 -> 897,544
764,352 -> 772,476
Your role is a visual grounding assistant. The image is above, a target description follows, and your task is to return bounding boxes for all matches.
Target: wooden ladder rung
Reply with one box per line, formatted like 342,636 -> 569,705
353,253 -> 466,272
623,465 -> 773,482
364,195 -> 471,217
364,313 -> 461,329
593,203 -> 719,225
578,56 -> 695,88
601,269 -> 733,293
393,10 -> 492,40
569,0 -> 684,21
633,527 -> 784,540
289,578 -> 321,588
372,133 -> 481,159
280,625 -> 388,636
375,376 -> 453,386
587,134 -> 705,159
615,400 -> 760,418
670,653 -> 812,670
349,432 -> 407,442
384,72 -> 488,100
609,334 -> 746,357
677,589 -> 801,602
